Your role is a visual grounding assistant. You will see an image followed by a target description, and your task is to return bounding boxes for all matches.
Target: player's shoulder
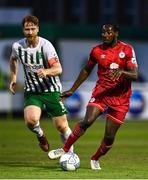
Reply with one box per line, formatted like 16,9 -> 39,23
119,40 -> 134,50
90,44 -> 104,57
91,44 -> 102,53
12,38 -> 26,49
39,37 -> 53,47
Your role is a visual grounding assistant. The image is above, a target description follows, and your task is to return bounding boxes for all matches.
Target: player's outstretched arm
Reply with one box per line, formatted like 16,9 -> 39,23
9,57 -> 18,94
61,90 -> 73,99
61,65 -> 93,99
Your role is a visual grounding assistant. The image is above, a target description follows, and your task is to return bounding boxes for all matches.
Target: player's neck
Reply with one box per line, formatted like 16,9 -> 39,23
109,39 -> 118,48
104,39 -> 118,48
26,36 -> 39,48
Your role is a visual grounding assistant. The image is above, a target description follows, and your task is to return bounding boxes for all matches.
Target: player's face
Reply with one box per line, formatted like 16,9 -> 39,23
23,22 -> 39,42
101,25 -> 118,46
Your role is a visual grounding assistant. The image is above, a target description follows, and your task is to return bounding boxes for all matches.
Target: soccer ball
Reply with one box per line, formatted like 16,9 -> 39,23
59,152 -> 80,171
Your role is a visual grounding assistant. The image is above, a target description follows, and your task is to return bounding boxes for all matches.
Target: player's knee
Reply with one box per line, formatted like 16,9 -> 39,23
25,115 -> 39,127
79,120 -> 92,130
80,114 -> 96,130
104,135 -> 115,146
56,124 -> 67,133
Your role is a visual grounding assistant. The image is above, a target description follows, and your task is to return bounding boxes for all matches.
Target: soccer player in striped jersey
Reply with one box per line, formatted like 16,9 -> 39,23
9,15 -> 73,153
48,24 -> 139,170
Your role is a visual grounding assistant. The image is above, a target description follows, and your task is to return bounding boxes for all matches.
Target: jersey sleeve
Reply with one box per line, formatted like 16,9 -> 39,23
86,48 -> 97,69
11,43 -> 18,59
126,45 -> 138,68
43,41 -> 59,66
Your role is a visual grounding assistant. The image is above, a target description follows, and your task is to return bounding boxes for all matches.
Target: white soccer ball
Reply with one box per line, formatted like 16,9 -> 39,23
59,152 -> 80,171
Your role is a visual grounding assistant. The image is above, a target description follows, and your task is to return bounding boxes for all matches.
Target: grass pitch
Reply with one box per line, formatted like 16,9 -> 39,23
0,118 -> 148,179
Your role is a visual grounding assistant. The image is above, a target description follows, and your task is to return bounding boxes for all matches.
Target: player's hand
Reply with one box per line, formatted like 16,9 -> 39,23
60,90 -> 73,101
37,68 -> 47,78
9,81 -> 16,95
110,69 -> 123,81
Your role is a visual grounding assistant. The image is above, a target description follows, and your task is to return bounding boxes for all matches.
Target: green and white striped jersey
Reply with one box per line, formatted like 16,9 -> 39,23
11,37 -> 62,93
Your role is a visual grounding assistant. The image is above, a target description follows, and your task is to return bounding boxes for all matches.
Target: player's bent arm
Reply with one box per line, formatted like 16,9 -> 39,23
37,60 -> 62,78
46,61 -> 62,76
122,67 -> 138,80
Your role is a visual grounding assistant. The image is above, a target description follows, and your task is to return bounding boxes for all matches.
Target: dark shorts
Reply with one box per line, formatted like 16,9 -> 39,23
24,92 -> 67,117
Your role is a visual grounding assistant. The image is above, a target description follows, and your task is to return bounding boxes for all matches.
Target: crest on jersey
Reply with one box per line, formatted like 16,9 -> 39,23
119,51 -> 125,58
36,52 -> 43,59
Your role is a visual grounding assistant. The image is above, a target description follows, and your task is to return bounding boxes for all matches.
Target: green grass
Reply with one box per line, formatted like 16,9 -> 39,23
0,118 -> 148,179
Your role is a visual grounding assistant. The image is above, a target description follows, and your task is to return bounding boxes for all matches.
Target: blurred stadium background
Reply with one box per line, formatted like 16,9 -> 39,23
0,0 -> 148,120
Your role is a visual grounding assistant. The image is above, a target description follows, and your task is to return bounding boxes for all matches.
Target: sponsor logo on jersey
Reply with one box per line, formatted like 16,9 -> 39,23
24,63 -> 44,73
119,51 -> 125,58
110,63 -> 119,69
100,54 -> 106,59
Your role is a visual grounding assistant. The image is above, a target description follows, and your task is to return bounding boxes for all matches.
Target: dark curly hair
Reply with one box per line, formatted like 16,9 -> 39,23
103,23 -> 119,32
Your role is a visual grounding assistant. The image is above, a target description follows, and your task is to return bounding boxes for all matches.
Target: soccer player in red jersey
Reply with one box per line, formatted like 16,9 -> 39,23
48,23 -> 138,169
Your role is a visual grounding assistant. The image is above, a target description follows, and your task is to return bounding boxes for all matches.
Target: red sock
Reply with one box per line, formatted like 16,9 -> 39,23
91,141 -> 112,160
63,123 -> 85,152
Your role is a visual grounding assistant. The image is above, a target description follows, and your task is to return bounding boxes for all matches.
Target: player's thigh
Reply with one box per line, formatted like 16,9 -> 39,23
107,108 -> 127,125
44,92 -> 67,117
24,105 -> 42,124
52,114 -> 69,132
24,92 -> 43,123
105,109 -> 126,137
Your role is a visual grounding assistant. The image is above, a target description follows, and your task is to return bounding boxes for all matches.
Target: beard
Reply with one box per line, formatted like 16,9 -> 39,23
27,36 -> 35,41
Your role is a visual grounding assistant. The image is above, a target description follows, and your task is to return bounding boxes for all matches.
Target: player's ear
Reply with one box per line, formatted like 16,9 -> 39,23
37,26 -> 39,33
115,31 -> 119,37
23,27 -> 25,35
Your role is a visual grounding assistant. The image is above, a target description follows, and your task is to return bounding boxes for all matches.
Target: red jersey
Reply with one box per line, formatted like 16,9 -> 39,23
87,41 -> 138,110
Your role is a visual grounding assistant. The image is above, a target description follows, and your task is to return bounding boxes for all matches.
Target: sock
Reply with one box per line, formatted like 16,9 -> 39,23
91,140 -> 112,161
28,121 -> 44,137
60,127 -> 72,143
60,127 -> 74,152
63,123 -> 85,152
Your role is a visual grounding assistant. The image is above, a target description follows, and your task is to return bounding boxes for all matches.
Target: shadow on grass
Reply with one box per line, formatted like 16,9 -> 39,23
0,161 -> 63,171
